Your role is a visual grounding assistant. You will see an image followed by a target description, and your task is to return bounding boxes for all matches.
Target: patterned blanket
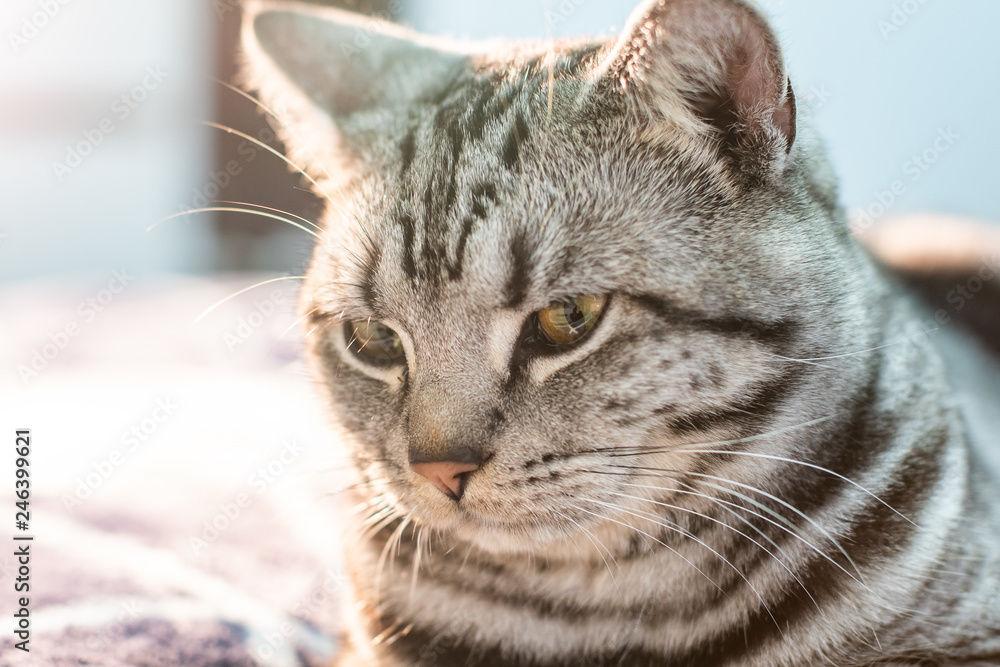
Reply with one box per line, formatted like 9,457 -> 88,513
0,275 -> 345,666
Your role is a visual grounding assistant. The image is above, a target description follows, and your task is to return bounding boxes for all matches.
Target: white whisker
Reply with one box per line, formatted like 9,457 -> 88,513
149,206 -> 321,240
570,502 -> 726,595
261,307 -> 319,363
604,416 -> 835,456
193,275 -> 305,324
375,515 -> 410,599
670,449 -> 918,527
552,509 -> 622,595
215,199 -> 323,232
615,488 -> 823,616
212,78 -> 343,195
200,120 -> 343,214
582,496 -> 783,635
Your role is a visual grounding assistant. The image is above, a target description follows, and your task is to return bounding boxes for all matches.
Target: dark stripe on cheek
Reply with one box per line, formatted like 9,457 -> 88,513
634,294 -> 798,354
836,426 -> 946,556
680,357 -> 920,665
692,428 -> 944,666
664,366 -> 804,436
701,353 -> 884,598
503,315 -> 536,393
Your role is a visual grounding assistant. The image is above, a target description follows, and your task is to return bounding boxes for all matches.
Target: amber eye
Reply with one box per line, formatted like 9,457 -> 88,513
536,294 -> 608,346
345,320 -> 405,366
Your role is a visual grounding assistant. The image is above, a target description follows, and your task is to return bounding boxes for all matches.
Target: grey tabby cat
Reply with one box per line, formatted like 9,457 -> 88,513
241,0 -> 1000,664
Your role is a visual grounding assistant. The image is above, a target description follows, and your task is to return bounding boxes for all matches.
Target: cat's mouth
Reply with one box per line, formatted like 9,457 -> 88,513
360,447 -> 645,553
390,473 -> 603,554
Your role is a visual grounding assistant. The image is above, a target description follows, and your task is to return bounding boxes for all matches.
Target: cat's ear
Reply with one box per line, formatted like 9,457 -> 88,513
242,2 -> 468,118
240,2 -> 468,175
596,0 -> 796,178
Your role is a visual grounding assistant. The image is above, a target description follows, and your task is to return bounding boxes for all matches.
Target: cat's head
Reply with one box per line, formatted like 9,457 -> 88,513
242,0 -> 869,556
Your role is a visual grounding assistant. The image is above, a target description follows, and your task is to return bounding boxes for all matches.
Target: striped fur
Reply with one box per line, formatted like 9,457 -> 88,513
241,1 -> 1000,665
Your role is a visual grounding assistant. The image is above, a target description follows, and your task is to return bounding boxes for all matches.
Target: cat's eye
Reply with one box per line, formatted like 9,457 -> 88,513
345,320 -> 405,366
536,294 -> 608,346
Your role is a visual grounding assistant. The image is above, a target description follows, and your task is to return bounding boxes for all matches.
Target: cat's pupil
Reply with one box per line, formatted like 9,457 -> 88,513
536,294 -> 608,346
563,304 -> 587,334
346,320 -> 405,366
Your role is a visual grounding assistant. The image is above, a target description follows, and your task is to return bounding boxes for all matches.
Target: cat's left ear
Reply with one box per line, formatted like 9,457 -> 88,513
240,2 -> 469,174
595,0 -> 796,179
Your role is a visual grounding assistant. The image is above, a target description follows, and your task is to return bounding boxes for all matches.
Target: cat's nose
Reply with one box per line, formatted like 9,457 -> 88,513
410,449 -> 481,501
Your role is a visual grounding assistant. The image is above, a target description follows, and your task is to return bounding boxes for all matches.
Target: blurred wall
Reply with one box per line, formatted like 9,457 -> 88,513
0,0 -> 215,283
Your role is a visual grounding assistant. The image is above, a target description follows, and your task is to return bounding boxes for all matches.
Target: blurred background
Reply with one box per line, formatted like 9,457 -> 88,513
0,1 -> 998,664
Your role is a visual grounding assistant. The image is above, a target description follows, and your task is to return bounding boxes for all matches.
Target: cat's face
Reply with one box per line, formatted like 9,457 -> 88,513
244,0 -> 867,556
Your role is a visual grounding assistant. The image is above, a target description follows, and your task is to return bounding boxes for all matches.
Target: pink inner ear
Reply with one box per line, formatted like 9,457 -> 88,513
733,50 -> 774,110
731,34 -> 794,146
771,95 -> 795,146
608,0 -> 796,153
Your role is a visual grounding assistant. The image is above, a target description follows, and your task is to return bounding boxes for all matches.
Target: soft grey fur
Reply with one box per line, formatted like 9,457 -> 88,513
241,1 -> 1000,665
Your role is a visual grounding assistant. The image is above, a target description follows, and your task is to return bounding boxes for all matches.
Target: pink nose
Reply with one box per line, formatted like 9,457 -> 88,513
410,461 -> 480,500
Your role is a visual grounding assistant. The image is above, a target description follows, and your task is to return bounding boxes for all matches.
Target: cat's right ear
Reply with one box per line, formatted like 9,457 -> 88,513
240,2 -> 469,172
592,0 -> 796,182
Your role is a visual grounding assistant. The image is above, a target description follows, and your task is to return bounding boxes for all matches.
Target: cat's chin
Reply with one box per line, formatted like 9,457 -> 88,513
429,511 -> 583,557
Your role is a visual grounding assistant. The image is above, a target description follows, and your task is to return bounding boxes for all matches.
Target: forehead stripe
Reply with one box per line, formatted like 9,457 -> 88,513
504,229 -> 533,308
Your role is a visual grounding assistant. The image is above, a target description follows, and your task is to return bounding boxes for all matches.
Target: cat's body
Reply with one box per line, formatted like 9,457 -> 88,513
241,1 -> 1000,664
